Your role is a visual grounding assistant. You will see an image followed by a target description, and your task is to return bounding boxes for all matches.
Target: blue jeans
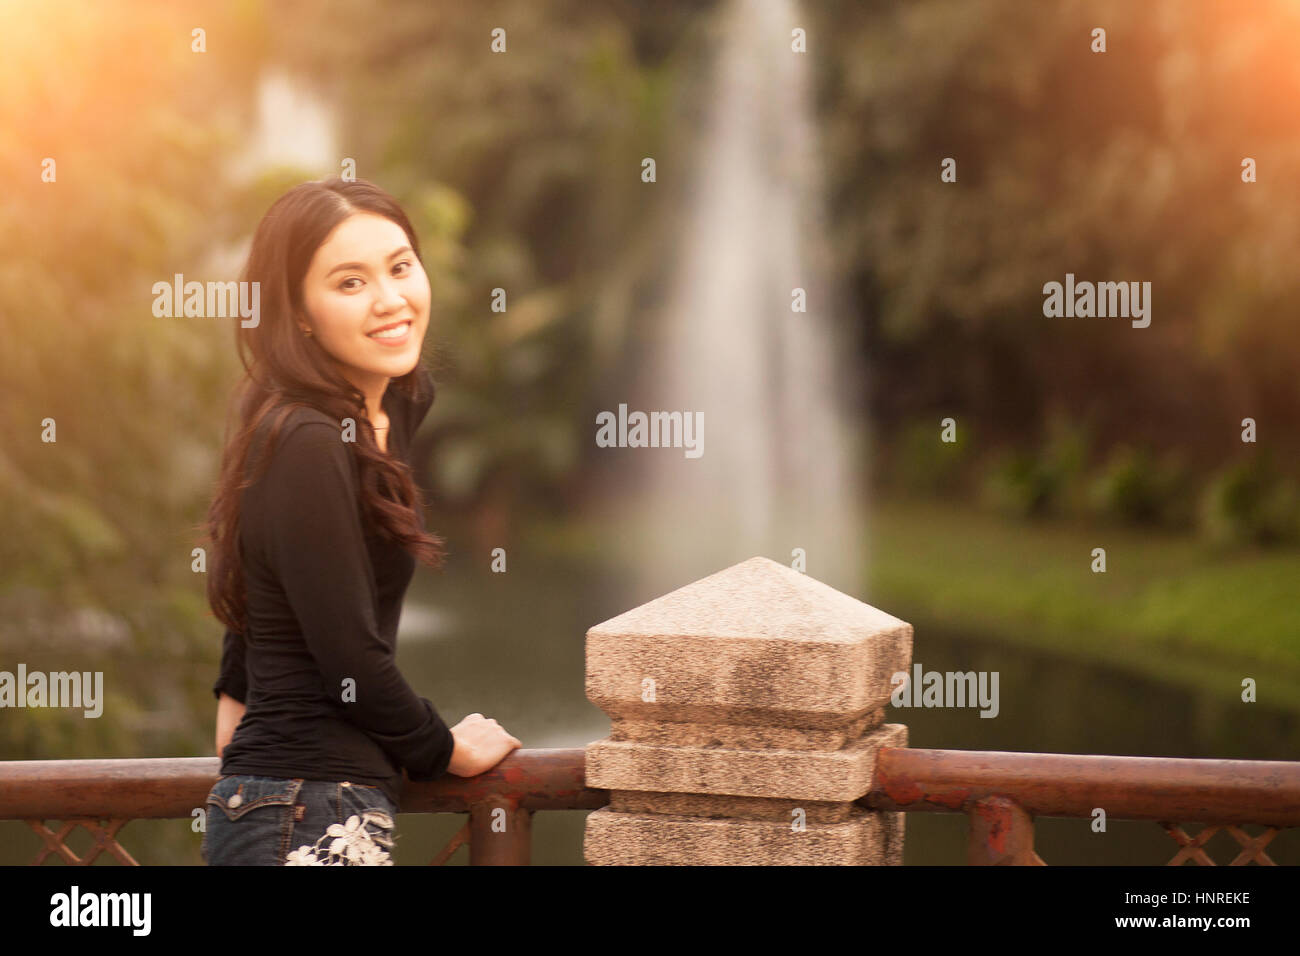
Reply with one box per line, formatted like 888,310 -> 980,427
201,774 -> 400,866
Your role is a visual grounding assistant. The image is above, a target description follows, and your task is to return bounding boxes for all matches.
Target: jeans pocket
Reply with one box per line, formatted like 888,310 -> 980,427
206,775 -> 303,823
203,776 -> 304,865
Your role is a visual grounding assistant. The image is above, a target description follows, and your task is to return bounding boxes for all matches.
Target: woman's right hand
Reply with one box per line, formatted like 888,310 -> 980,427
446,713 -> 522,777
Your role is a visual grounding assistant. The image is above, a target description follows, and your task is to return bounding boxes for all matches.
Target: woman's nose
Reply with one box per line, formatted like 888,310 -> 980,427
372,276 -> 406,313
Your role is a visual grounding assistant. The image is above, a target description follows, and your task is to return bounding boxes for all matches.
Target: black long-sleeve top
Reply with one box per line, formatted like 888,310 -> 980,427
212,369 -> 454,806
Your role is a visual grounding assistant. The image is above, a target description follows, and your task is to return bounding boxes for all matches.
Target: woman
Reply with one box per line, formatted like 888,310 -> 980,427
202,177 -> 520,866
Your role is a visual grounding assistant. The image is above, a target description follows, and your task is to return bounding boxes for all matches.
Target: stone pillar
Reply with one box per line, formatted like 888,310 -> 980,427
584,556 -> 912,865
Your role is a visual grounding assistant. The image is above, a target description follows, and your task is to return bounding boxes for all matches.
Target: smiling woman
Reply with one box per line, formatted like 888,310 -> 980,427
295,211 -> 432,439
200,178 -> 522,866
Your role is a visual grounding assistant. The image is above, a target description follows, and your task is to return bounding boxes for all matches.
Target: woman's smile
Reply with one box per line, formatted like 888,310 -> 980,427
366,319 -> 414,345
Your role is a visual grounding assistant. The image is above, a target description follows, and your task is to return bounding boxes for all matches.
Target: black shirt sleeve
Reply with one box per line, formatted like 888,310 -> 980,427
259,418 -> 455,779
212,629 -> 248,703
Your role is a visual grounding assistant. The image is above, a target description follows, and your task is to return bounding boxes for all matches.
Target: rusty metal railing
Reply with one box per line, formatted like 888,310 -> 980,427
2,747 -> 1298,864
0,748 -> 604,866
860,748 -> 1300,865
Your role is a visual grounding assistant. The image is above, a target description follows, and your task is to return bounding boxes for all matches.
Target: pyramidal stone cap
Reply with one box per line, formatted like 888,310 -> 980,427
585,555 -> 913,737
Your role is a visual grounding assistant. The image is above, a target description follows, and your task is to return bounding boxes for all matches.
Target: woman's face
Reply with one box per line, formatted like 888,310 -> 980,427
299,211 -> 430,394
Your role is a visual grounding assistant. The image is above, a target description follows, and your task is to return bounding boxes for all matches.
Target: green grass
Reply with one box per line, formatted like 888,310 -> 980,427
867,497 -> 1300,710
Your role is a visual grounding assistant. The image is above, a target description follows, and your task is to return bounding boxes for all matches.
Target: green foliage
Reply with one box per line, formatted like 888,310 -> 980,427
981,451 -> 1060,518
817,0 -> 1300,479
420,283 -> 585,516
0,1 -> 265,762
892,418 -> 971,494
1200,457 -> 1300,547
979,419 -> 1091,519
1087,447 -> 1194,529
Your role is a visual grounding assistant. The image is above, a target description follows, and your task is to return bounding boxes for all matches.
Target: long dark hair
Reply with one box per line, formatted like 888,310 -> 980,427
206,177 -> 446,634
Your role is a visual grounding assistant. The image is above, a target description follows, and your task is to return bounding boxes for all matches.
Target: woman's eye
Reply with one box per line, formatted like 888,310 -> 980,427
339,261 -> 410,290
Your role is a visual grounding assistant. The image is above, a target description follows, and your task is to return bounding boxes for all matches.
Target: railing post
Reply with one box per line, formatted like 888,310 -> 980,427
468,798 -> 531,866
968,795 -> 1042,865
583,556 -> 913,865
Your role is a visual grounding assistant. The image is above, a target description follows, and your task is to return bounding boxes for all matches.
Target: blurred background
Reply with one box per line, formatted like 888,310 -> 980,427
1,0 -> 1297,864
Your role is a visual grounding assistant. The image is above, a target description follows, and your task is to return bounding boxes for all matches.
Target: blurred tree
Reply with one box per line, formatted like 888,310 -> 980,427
0,0 -> 269,773
815,0 -> 1300,483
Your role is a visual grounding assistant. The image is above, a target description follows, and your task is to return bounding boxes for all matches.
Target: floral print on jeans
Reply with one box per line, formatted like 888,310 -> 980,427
285,810 -> 395,865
